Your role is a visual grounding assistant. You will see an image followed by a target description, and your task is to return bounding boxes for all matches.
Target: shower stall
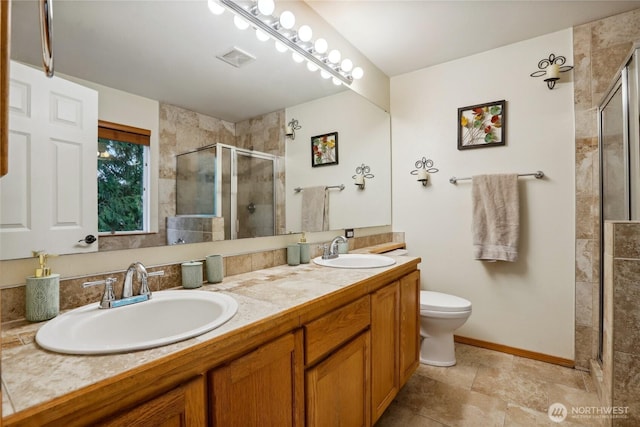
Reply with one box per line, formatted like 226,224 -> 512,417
598,46 -> 640,360
174,143 -> 277,241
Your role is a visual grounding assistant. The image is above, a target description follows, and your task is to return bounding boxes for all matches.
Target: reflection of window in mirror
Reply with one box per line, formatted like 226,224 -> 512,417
97,120 -> 150,234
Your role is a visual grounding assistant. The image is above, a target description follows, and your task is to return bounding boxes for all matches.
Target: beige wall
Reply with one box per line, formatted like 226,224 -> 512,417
572,8 -> 640,370
391,29 -> 576,359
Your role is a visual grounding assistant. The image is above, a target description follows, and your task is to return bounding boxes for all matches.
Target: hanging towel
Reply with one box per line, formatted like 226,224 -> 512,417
471,174 -> 519,262
301,186 -> 329,232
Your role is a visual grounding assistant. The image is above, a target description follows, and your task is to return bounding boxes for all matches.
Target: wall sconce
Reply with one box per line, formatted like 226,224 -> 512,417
530,53 -> 573,89
410,157 -> 439,186
352,163 -> 374,190
286,118 -> 302,140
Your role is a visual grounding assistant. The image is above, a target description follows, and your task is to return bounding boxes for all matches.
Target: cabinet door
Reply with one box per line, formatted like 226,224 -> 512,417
97,375 -> 206,427
399,270 -> 420,385
210,330 -> 304,427
371,281 -> 400,423
306,331 -> 370,427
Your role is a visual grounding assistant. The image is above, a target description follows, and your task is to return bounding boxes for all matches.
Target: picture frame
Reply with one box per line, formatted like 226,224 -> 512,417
457,100 -> 506,150
311,131 -> 339,167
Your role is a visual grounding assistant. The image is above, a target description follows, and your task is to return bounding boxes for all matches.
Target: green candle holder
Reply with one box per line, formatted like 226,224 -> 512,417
25,274 -> 60,322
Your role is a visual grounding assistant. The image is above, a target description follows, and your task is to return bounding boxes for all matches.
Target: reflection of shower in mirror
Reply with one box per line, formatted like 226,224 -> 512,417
169,143 -> 277,243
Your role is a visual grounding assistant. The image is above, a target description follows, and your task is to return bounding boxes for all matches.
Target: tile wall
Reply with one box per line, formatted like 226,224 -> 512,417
601,221 -> 640,426
573,8 -> 640,370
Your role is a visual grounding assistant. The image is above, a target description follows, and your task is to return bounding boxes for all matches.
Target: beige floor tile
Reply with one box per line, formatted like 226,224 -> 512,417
455,343 -> 515,370
380,344 -> 604,427
414,361 -> 479,391
512,356 -> 587,391
503,403 -> 552,426
398,374 -> 507,427
375,401 -> 446,427
471,365 -> 550,413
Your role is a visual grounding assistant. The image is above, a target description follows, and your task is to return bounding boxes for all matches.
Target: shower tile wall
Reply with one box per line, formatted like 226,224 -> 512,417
602,221 -> 640,426
572,8 -> 640,370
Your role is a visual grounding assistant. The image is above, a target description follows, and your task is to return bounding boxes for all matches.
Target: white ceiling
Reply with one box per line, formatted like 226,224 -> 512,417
309,0 -> 640,77
10,1 -> 640,121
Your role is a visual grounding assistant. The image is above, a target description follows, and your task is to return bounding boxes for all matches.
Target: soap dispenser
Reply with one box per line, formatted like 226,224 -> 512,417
298,232 -> 310,264
26,251 -> 60,322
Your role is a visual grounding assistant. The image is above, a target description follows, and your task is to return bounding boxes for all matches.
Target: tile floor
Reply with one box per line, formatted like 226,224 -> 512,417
376,343 -> 605,427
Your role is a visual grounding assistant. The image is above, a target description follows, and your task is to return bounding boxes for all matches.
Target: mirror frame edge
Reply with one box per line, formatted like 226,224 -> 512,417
1,0 -> 10,178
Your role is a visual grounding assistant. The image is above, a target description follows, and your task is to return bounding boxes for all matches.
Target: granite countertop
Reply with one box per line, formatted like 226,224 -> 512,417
1,254 -> 419,418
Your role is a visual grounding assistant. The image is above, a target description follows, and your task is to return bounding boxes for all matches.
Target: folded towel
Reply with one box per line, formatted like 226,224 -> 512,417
301,186 -> 329,232
472,174 -> 519,262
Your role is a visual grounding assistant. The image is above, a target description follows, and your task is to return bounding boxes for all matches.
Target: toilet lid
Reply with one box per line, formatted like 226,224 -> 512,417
420,291 -> 471,312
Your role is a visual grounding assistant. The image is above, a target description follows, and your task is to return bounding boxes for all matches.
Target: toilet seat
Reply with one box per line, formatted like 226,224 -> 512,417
420,291 -> 471,312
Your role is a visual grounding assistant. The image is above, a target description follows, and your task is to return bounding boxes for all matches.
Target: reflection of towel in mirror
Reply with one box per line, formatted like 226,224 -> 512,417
301,186 -> 329,232
472,174 -> 519,262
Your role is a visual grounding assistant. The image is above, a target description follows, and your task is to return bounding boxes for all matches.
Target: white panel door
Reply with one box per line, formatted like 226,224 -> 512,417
0,61 -> 98,259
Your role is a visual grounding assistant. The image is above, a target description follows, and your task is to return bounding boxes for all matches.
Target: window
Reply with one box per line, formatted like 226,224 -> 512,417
97,120 -> 151,234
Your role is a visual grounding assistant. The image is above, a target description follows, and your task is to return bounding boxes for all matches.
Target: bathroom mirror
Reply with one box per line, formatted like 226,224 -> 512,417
5,0 -> 391,258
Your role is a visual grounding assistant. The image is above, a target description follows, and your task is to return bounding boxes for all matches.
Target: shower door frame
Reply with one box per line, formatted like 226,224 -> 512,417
214,143 -> 278,240
597,48 -> 640,361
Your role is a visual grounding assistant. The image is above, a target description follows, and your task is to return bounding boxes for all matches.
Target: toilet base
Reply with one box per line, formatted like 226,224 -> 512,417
420,333 -> 457,367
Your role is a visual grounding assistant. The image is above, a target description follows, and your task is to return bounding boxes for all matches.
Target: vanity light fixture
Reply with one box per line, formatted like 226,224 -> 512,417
530,53 -> 573,90
353,163 -> 374,190
410,157 -> 439,186
209,0 -> 363,85
286,118 -> 301,140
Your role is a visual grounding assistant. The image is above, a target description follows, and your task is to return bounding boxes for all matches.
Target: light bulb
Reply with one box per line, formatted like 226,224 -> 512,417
275,41 -> 288,53
332,77 -> 342,86
314,38 -> 328,54
352,67 -> 364,80
234,15 -> 249,30
327,49 -> 341,64
292,52 -> 304,63
307,62 -> 318,72
298,25 -> 312,42
256,28 -> 270,42
207,0 -> 225,15
257,0 -> 275,16
279,11 -> 295,29
340,59 -> 353,72
320,70 -> 331,79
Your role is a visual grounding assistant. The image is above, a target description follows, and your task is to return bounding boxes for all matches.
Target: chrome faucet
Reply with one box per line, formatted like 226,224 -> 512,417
83,262 -> 164,309
123,261 -> 149,298
322,235 -> 348,259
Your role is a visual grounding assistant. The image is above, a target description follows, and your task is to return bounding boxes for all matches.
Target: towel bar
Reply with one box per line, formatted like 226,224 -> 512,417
449,171 -> 544,184
294,184 -> 345,193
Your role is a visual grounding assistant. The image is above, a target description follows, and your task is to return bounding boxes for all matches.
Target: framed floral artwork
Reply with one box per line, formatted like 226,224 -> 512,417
311,132 -> 339,167
457,100 -> 506,150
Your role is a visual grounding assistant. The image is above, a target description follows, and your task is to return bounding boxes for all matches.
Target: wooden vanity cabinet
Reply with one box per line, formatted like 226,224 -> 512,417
371,270 -> 420,423
96,375 -> 206,427
305,331 -> 371,427
209,330 -> 304,427
304,296 -> 371,427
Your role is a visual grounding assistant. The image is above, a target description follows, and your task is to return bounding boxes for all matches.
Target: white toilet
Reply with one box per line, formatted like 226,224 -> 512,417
419,291 -> 472,367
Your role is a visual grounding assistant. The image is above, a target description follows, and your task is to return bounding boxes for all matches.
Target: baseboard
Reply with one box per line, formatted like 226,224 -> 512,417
454,335 -> 575,368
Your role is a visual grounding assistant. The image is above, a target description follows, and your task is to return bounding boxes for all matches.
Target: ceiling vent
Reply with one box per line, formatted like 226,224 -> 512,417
216,47 -> 256,68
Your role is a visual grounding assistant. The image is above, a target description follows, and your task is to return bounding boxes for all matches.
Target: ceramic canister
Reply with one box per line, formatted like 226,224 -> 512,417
287,244 -> 300,266
206,254 -> 224,283
26,274 -> 60,322
181,261 -> 203,288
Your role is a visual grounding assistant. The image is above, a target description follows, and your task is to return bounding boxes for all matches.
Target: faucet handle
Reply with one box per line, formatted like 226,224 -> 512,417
83,277 -> 117,309
140,270 -> 164,297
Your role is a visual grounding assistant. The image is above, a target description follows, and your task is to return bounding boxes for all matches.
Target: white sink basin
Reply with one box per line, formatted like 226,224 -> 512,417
35,290 -> 238,355
313,254 -> 396,269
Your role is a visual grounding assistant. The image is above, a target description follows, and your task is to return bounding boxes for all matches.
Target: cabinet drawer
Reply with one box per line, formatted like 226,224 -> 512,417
305,295 -> 370,366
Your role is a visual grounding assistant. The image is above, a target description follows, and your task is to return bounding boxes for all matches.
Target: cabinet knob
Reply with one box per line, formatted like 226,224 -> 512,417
78,235 -> 97,244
